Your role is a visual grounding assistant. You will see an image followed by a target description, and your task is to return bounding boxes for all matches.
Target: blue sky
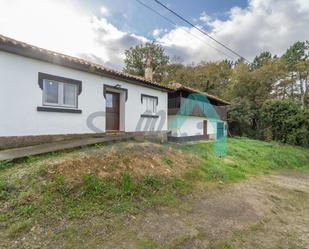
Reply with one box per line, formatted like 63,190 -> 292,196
0,0 -> 308,69
81,0 -> 248,37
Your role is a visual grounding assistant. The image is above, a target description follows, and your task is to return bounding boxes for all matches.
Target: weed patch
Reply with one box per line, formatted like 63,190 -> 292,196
0,160 -> 14,171
163,156 -> 173,166
0,177 -> 15,200
8,219 -> 32,238
81,174 -> 105,198
119,173 -> 135,196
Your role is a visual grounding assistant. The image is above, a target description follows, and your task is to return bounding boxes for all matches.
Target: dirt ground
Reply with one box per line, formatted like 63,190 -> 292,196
2,170 -> 309,249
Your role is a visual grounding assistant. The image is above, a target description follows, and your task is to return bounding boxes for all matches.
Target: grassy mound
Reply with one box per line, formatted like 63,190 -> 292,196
0,138 -> 308,238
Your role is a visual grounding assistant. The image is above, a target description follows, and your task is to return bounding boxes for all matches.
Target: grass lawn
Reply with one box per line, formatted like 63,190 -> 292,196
0,137 -> 308,243
182,137 -> 309,183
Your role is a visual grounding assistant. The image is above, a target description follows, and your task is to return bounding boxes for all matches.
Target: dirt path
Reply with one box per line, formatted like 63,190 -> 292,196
4,170 -> 309,249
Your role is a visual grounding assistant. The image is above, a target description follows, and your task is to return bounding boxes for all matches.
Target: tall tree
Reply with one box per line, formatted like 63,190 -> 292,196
227,97 -> 253,136
251,51 -> 273,70
284,41 -> 308,68
196,61 -> 232,97
283,41 -> 309,99
295,59 -> 309,108
124,42 -> 170,82
162,61 -> 232,98
228,59 -> 285,129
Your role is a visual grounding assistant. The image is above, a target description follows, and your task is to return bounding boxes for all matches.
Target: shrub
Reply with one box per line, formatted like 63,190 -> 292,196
260,100 -> 309,147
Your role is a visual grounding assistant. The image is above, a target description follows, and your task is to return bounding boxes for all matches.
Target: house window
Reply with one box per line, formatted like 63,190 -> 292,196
141,94 -> 158,114
43,80 -> 77,108
106,93 -> 113,108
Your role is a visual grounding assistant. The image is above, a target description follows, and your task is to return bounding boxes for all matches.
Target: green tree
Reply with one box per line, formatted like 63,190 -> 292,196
227,97 -> 253,136
124,42 -> 170,82
161,63 -> 185,85
286,108 -> 309,147
251,51 -> 273,70
162,61 -> 232,98
228,59 -> 286,130
261,100 -> 309,147
295,59 -> 309,108
283,41 -> 308,68
196,61 -> 232,97
283,41 -> 309,99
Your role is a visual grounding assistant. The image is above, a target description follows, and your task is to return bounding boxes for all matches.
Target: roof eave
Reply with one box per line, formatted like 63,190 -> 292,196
174,86 -> 230,105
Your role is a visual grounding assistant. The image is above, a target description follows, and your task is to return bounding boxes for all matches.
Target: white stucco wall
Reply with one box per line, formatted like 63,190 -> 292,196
0,51 -> 168,137
168,115 -> 223,139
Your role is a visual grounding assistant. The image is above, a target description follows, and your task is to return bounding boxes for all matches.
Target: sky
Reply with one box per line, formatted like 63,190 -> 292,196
0,0 -> 308,70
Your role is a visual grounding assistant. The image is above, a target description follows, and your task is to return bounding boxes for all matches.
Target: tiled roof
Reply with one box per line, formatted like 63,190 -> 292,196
0,34 -> 172,92
170,83 -> 230,105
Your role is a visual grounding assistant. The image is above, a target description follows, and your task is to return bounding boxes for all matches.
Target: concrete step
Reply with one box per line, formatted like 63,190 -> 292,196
0,135 -> 133,161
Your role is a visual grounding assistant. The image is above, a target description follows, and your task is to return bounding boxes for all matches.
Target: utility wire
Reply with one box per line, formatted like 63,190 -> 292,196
135,0 -> 236,61
154,0 -> 251,63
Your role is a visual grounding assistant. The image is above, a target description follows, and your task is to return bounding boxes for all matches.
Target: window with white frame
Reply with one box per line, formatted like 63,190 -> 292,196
142,95 -> 157,114
43,79 -> 77,108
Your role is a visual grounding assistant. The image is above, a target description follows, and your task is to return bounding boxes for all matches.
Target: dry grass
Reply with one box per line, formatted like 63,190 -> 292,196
45,142 -> 199,186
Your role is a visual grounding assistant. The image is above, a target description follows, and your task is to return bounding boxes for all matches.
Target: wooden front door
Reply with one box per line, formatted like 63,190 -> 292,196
106,91 -> 120,131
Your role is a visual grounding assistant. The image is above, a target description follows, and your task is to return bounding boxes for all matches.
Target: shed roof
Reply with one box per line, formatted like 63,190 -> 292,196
170,83 -> 230,105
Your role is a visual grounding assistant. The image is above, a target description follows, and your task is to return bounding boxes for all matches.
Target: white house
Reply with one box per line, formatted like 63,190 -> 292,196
167,83 -> 230,142
0,35 -> 170,149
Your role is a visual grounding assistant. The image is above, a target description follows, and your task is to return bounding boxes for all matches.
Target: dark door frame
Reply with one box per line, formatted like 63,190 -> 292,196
203,120 -> 209,139
106,91 -> 120,131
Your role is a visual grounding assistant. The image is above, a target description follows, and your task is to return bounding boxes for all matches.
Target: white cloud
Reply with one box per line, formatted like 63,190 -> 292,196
199,11 -> 211,23
157,26 -> 226,63
100,6 -> 109,16
157,0 -> 309,64
0,0 -> 146,69
152,28 -> 168,38
0,0 -> 308,69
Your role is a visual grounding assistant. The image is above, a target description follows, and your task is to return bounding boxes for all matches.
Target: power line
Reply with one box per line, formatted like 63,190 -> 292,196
154,0 -> 251,63
135,0 -> 236,61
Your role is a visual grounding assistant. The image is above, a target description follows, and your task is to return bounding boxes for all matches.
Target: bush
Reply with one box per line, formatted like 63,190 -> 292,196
259,100 -> 309,147
287,127 -> 309,147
